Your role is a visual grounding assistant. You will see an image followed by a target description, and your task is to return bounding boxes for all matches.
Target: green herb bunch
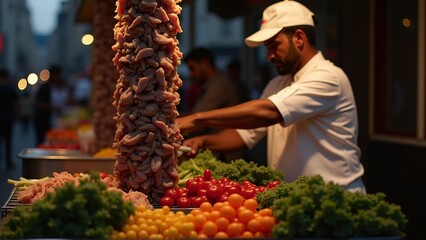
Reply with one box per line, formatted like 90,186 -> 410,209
0,172 -> 135,239
256,175 -> 314,209
212,158 -> 283,186
257,175 -> 407,238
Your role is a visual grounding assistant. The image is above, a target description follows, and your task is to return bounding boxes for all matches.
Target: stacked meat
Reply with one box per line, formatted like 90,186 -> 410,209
92,0 -> 119,151
112,0 -> 184,202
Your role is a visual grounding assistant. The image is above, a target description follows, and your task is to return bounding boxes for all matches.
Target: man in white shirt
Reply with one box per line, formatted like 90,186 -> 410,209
176,0 -> 365,193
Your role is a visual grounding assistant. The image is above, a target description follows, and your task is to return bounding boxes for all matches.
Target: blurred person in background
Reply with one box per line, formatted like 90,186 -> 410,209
250,63 -> 274,99
183,47 -> 243,162
226,60 -> 251,103
73,71 -> 92,107
184,78 -> 201,114
184,47 -> 240,115
34,65 -> 74,145
18,90 -> 34,134
0,69 -> 19,168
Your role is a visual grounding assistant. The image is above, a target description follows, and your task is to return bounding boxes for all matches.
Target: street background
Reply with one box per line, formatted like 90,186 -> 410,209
0,122 -> 35,207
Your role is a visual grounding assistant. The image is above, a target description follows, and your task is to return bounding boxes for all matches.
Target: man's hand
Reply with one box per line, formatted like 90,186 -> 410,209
182,136 -> 206,157
175,114 -> 199,135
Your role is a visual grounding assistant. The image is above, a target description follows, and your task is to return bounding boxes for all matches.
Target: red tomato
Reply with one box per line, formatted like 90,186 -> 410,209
241,188 -> 256,199
194,176 -> 204,182
203,169 -> 212,181
197,188 -> 207,196
201,180 -> 212,190
178,187 -> 188,196
176,196 -> 191,208
186,179 -> 202,195
227,185 -> 241,195
257,186 -> 266,193
165,188 -> 179,200
191,196 -> 204,207
241,180 -> 251,185
159,196 -> 175,207
242,180 -> 256,189
220,177 -> 229,183
267,180 -> 280,188
206,184 -> 224,201
218,194 -> 228,203
99,172 -> 109,179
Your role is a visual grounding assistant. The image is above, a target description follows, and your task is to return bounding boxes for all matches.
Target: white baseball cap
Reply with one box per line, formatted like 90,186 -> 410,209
245,0 -> 315,47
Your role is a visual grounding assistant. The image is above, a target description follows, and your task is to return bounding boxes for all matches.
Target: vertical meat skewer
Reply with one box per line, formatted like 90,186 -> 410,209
92,0 -> 118,152
112,0 -> 184,203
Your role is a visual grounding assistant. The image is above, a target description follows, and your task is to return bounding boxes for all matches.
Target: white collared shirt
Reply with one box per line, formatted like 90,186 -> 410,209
237,52 -> 364,188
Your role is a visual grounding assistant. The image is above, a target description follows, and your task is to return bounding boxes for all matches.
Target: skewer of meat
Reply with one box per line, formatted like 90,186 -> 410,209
112,0 -> 184,203
92,0 -> 118,152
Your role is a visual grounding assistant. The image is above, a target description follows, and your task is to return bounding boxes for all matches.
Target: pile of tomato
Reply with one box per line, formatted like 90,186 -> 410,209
160,169 -> 280,208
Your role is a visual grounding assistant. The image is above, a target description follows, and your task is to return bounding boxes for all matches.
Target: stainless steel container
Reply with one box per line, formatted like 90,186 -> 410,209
18,148 -> 115,179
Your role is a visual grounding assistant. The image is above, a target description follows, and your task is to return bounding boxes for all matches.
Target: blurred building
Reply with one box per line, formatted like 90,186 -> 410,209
46,0 -> 92,78
0,0 -> 92,83
0,0 -> 36,80
179,0 -> 244,72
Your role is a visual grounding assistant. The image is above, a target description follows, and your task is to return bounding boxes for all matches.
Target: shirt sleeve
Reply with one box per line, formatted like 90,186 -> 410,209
236,127 -> 267,149
268,71 -> 341,126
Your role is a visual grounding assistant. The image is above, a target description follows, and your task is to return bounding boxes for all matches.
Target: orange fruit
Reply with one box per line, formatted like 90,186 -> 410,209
243,198 -> 258,212
202,221 -> 218,237
219,205 -> 236,221
246,218 -> 260,233
193,214 -> 207,231
258,208 -> 273,217
227,222 -> 243,237
228,193 -> 244,209
238,209 -> 255,224
200,201 -> 213,212
214,231 -> 229,238
206,210 -> 221,222
241,231 -> 255,238
190,209 -> 202,216
212,202 -> 224,212
215,217 -> 230,232
258,216 -> 276,233
254,231 -> 266,238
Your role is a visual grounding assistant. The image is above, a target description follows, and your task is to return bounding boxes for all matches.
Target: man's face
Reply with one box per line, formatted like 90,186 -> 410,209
265,32 -> 301,75
186,59 -> 207,84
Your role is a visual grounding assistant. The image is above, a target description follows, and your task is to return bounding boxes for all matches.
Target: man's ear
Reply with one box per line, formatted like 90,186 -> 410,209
293,29 -> 305,47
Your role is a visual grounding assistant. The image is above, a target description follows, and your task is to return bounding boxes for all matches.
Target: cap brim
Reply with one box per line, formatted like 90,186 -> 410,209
245,28 -> 282,47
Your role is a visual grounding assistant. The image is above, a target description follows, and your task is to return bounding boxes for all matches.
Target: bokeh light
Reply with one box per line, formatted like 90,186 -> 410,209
81,34 -> 94,45
402,18 -> 411,27
27,73 -> 38,85
17,78 -> 28,90
39,69 -> 50,81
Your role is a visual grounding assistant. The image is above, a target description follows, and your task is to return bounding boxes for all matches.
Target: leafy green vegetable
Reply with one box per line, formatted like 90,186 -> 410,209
257,175 -> 317,209
178,149 -> 283,186
0,172 -> 135,239
212,159 -> 283,186
345,191 -> 408,237
266,175 -> 407,238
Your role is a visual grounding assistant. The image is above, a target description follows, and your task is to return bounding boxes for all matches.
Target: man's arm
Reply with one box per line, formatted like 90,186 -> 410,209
183,129 -> 246,156
176,98 -> 283,133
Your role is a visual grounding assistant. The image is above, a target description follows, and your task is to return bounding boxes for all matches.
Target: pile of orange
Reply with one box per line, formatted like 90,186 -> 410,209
112,193 -> 276,239
189,193 -> 276,238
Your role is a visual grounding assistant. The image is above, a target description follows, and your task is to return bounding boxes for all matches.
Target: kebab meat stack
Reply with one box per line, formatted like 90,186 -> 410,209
111,0 -> 184,202
92,0 -> 119,151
